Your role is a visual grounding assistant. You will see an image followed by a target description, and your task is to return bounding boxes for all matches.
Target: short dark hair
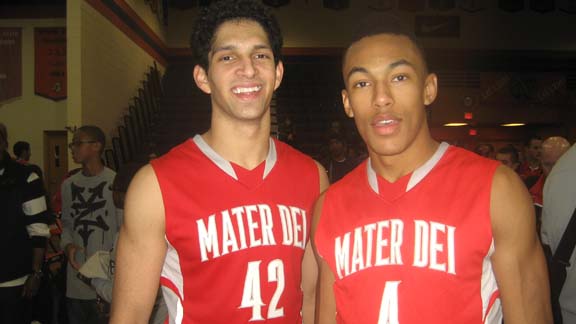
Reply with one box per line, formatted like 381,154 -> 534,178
13,141 -> 30,157
78,125 -> 106,151
190,0 -> 283,70
497,145 -> 520,164
344,14 -> 427,71
474,143 -> 494,154
524,135 -> 543,147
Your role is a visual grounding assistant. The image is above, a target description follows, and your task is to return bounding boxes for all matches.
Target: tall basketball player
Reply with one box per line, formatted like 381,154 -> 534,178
109,1 -> 328,323
312,16 -> 552,324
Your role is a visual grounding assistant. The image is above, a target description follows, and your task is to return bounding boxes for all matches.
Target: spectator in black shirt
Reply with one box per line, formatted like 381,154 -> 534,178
0,123 -> 50,324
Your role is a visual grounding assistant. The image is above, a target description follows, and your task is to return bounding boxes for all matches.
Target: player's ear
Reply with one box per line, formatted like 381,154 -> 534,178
193,65 -> 211,94
423,73 -> 438,106
342,89 -> 354,118
273,60 -> 284,91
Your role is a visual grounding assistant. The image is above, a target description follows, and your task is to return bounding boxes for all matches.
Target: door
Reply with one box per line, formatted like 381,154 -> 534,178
44,130 -> 68,202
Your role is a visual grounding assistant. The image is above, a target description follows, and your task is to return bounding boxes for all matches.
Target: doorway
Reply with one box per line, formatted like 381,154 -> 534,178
43,130 -> 68,200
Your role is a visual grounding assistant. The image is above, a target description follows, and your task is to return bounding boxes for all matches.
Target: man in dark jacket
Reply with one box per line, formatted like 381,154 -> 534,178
0,123 -> 50,324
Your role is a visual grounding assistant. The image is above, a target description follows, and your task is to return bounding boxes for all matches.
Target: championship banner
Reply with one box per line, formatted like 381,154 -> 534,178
35,27 -> 66,101
0,28 -> 22,103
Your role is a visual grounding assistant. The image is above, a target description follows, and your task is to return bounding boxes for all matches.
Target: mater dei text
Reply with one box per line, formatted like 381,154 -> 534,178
335,219 -> 456,279
197,204 -> 308,262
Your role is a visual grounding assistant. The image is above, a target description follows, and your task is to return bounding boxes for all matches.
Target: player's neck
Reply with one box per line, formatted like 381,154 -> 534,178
81,158 -> 105,177
202,121 -> 271,170
370,136 -> 439,183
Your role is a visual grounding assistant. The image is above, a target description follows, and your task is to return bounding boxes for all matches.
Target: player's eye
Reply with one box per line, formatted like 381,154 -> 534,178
354,81 -> 370,88
392,74 -> 408,82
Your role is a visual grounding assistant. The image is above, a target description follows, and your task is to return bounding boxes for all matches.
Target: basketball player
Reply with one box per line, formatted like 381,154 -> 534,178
312,16 -> 552,324
109,1 -> 328,323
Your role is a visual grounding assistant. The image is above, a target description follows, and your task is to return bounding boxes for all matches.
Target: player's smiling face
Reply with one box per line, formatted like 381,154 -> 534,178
194,19 -> 283,123
341,34 -> 437,159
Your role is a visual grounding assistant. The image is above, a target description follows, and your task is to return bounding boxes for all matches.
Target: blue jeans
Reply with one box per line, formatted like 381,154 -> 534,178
66,298 -> 107,324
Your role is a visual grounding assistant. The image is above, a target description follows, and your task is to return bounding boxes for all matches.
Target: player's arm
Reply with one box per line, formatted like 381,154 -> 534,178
310,193 -> 337,324
109,165 -> 167,324
490,165 -> 552,324
301,162 -> 330,323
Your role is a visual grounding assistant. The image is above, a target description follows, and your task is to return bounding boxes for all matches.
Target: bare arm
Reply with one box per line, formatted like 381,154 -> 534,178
490,166 -> 552,324
302,162 -> 330,323
109,165 -> 167,324
310,194 -> 337,324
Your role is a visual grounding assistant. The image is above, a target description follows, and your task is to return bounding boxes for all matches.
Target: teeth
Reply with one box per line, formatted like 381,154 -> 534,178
233,86 -> 261,94
377,120 -> 394,125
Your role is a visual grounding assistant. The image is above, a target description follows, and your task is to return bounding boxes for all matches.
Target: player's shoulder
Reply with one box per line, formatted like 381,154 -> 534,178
152,138 -> 200,168
274,138 -> 318,171
126,163 -> 162,197
274,138 -> 312,159
491,163 -> 525,192
440,145 -> 500,175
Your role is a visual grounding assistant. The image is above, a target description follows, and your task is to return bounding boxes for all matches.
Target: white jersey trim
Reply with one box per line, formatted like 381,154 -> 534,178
162,237 -> 184,301
162,285 -> 184,324
481,240 -> 502,324
367,142 -> 450,194
406,142 -> 449,191
192,135 -> 277,180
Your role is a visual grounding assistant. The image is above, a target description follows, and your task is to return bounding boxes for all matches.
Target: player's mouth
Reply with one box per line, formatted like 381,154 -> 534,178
232,85 -> 262,98
372,115 -> 400,135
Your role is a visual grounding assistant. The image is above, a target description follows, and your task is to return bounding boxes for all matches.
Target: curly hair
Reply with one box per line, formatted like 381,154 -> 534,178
190,0 -> 283,70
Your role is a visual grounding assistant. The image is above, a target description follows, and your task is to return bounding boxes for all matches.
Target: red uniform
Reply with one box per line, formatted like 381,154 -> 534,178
151,135 -> 320,324
529,174 -> 545,207
315,143 -> 502,324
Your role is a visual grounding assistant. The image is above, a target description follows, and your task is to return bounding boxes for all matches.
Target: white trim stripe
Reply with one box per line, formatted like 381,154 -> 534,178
480,240 -> 501,323
162,238 -> 184,301
161,285 -> 183,324
406,142 -> 449,191
262,138 -> 277,179
367,158 -> 379,194
366,142 -> 450,194
0,275 -> 28,287
27,172 -> 40,183
193,135 -> 237,180
22,196 -> 47,216
484,298 -> 503,324
26,223 -> 51,238
193,135 -> 278,181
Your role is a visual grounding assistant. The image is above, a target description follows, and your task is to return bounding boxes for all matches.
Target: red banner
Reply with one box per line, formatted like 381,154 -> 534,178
35,27 -> 67,101
0,28 -> 22,103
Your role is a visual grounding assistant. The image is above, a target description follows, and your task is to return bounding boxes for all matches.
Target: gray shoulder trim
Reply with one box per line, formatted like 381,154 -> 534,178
193,135 -> 237,180
193,135 -> 278,180
406,142 -> 450,191
366,142 -> 450,194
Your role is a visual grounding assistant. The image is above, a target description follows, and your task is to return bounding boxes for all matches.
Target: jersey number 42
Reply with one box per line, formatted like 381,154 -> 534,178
240,259 -> 285,321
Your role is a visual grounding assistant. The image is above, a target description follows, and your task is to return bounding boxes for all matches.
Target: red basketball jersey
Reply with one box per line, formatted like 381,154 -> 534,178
315,143 -> 502,324
151,136 -> 320,324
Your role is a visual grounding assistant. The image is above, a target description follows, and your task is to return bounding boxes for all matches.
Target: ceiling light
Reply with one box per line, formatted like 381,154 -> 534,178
443,122 -> 468,127
501,123 -> 525,127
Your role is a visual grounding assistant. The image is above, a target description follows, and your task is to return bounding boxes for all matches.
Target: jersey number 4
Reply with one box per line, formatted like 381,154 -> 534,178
378,280 -> 401,324
240,259 -> 285,321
